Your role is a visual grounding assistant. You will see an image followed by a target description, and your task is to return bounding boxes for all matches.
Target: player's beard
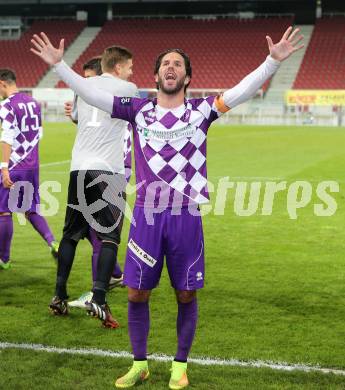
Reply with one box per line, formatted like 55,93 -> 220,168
157,75 -> 186,95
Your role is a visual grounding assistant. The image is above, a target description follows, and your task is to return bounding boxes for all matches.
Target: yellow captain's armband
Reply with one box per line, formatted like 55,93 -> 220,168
214,95 -> 230,113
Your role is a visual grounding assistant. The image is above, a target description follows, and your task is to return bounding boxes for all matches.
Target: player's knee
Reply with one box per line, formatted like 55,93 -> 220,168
61,237 -> 78,249
176,290 -> 196,303
25,211 -> 35,219
128,288 -> 151,303
0,212 -> 12,216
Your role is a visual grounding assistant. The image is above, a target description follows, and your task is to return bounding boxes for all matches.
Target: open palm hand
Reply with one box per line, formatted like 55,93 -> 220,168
30,32 -> 64,65
266,26 -> 304,62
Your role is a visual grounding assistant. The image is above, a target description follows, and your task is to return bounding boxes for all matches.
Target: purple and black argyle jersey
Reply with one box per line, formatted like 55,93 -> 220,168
0,92 -> 42,170
112,96 -> 223,207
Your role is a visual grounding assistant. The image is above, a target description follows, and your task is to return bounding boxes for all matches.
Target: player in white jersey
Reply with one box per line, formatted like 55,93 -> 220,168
64,56 -> 133,309
39,44 -> 138,328
31,26 -> 304,388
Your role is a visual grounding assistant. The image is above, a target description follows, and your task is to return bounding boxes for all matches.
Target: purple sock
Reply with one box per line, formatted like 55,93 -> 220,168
88,228 -> 122,282
0,215 -> 13,262
91,246 -> 100,284
112,262 -> 123,279
88,228 -> 101,283
175,299 -> 198,362
128,301 -> 150,360
27,212 -> 54,246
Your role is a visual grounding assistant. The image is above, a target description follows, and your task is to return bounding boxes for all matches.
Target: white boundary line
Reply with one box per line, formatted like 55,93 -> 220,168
1,342 -> 345,376
40,160 -> 70,168
38,161 -> 342,184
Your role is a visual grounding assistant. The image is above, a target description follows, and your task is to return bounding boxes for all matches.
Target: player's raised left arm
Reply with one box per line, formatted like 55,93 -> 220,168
30,32 -> 114,114
221,27 -> 304,110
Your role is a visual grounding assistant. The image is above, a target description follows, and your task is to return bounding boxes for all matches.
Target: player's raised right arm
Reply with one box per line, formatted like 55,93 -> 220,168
30,32 -> 114,114
221,27 -> 304,110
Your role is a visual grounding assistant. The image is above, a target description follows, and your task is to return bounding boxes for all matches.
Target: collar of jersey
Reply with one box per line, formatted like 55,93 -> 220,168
8,91 -> 20,98
156,102 -> 185,114
101,72 -> 118,79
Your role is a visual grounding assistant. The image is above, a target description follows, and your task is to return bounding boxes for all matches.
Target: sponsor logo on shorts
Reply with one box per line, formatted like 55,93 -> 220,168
196,272 -> 203,281
128,239 -> 157,268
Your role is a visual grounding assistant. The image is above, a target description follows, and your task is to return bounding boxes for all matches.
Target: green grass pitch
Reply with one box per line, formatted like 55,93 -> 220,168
1,123 -> 345,389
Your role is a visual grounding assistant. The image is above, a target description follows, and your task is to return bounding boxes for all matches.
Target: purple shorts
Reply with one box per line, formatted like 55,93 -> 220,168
124,206 -> 205,291
0,169 -> 40,213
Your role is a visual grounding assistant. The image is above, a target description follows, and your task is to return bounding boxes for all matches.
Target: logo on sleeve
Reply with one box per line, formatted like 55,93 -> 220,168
121,97 -> 131,105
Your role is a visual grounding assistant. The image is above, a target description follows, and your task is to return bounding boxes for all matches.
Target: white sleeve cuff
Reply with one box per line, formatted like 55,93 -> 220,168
266,55 -> 281,66
53,60 -> 65,72
1,133 -> 14,146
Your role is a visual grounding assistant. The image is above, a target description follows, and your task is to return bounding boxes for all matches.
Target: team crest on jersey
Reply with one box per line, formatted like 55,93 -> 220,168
120,97 -> 131,105
143,109 -> 156,125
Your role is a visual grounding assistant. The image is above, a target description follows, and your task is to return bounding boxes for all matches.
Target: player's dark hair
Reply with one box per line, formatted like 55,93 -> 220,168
154,49 -> 192,92
101,46 -> 133,73
83,56 -> 102,76
0,68 -> 16,84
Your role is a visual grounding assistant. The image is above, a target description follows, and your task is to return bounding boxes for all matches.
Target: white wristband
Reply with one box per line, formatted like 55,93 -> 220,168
1,162 -> 9,169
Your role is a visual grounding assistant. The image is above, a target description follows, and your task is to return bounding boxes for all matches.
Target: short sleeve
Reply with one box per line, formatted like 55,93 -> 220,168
111,97 -> 142,123
189,95 -> 230,124
0,103 -> 17,145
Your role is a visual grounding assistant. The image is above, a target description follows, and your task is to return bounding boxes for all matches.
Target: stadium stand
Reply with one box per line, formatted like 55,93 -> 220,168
38,26 -> 101,88
293,16 -> 345,89
58,17 -> 293,89
0,20 -> 85,87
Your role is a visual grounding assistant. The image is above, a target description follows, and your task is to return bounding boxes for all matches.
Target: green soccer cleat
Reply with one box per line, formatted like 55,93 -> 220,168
49,241 -> 59,261
169,361 -> 189,390
0,259 -> 11,270
68,291 -> 93,309
115,360 -> 149,388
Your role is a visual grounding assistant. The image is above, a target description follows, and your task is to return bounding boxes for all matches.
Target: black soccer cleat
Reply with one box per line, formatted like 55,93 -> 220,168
85,300 -> 119,329
49,296 -> 68,315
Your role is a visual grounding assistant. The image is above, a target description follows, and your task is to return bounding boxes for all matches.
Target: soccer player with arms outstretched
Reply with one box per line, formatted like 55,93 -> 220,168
0,69 -> 59,269
31,26 -> 303,388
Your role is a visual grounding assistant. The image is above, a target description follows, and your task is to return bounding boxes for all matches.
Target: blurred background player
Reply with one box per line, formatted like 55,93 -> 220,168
30,26 -> 303,388
45,45 -> 138,329
64,56 -> 132,309
0,68 -> 58,270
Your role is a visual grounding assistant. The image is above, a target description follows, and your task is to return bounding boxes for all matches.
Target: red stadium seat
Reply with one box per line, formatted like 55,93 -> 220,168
0,20 -> 86,87
293,16 -> 345,89
60,17 -> 294,90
